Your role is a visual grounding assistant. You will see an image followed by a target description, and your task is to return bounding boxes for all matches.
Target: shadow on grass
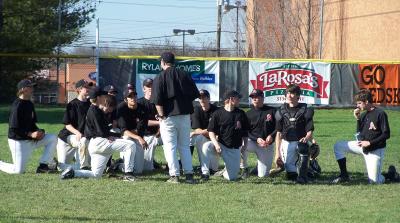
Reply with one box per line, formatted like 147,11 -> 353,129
0,215 -> 142,222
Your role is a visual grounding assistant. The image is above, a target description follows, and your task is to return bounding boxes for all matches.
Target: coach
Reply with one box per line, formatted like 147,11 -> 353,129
150,52 -> 200,184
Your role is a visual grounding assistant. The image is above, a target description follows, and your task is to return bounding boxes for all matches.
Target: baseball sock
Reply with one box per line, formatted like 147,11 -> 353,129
337,158 -> 348,177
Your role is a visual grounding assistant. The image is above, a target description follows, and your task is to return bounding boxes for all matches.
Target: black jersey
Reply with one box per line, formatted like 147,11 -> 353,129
137,97 -> 159,135
8,98 -> 39,140
275,103 -> 314,141
246,105 -> 276,142
58,98 -> 90,143
191,104 -> 218,130
116,102 -> 148,137
150,66 -> 199,116
84,105 -> 113,139
207,107 -> 249,149
357,107 -> 390,151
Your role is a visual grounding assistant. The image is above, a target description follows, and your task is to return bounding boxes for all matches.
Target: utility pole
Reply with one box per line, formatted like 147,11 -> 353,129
318,0 -> 325,59
96,18 -> 99,86
236,1 -> 240,57
216,0 -> 222,57
56,0 -> 62,99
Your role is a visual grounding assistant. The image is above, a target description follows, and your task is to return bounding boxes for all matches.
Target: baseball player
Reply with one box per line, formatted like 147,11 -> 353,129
57,79 -> 93,171
332,89 -> 390,184
275,84 -> 314,184
0,79 -> 57,174
200,90 -> 249,181
241,89 -> 276,178
61,94 -> 137,181
137,78 -> 163,171
190,89 -> 219,175
150,52 -> 199,184
117,88 -> 149,174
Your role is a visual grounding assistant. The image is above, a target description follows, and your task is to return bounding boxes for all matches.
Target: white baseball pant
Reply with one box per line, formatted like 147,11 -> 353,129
201,141 -> 240,181
56,135 -> 89,170
159,115 -> 193,176
0,134 -> 57,174
143,135 -> 162,171
190,134 -> 213,166
241,139 -> 274,177
73,137 -> 136,179
334,140 -> 385,184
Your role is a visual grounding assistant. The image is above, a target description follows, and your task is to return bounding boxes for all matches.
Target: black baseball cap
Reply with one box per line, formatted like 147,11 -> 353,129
75,79 -> 93,89
17,79 -> 36,90
143,78 -> 153,87
126,83 -> 135,91
123,88 -> 138,98
103,85 -> 118,94
160,52 -> 175,64
89,86 -> 107,99
249,89 -> 263,98
198,89 -> 210,98
223,90 -> 242,100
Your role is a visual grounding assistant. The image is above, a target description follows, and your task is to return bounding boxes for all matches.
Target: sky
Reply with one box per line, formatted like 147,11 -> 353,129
72,0 -> 247,55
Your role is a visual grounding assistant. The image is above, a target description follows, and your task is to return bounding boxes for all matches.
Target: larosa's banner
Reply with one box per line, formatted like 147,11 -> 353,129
249,62 -> 331,104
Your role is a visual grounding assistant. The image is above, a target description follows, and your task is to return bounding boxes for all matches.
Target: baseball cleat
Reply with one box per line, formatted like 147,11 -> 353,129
166,176 -> 180,184
269,167 -> 285,177
213,168 -> 226,177
240,168 -> 250,179
60,167 -> 75,180
331,175 -> 350,184
122,173 -> 137,182
185,174 -> 196,184
200,174 -> 210,181
36,163 -> 58,174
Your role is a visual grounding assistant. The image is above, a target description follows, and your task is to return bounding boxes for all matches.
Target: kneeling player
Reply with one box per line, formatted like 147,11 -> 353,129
61,94 -> 137,181
0,79 -> 57,174
332,89 -> 390,184
200,90 -> 249,181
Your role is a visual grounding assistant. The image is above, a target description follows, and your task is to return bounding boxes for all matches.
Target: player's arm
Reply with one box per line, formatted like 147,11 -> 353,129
208,131 -> 221,154
66,124 -> 83,140
300,107 -> 314,143
148,119 -> 160,127
274,131 -> 282,164
123,129 -> 148,149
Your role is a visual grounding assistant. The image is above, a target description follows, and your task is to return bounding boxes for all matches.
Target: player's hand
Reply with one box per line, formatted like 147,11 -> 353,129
31,131 -> 44,140
138,138 -> 148,150
76,132 -> 82,141
265,135 -> 273,146
353,108 -> 361,119
215,145 -> 222,154
357,140 -> 370,148
257,138 -> 267,147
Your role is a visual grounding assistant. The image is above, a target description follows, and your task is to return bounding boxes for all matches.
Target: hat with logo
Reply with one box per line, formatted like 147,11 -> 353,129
123,88 -> 138,98
103,85 -> 118,94
160,52 -> 175,64
198,89 -> 210,98
89,86 -> 107,99
223,90 -> 242,101
249,89 -> 264,98
17,79 -> 36,90
75,79 -> 93,89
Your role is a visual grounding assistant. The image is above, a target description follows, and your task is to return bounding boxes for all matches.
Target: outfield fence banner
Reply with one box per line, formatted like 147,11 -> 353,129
135,59 -> 220,101
358,64 -> 400,106
249,61 -> 331,105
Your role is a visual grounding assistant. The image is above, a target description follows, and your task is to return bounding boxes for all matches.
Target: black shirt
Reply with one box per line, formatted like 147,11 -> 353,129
275,103 -> 314,141
58,98 -> 90,143
116,102 -> 148,137
207,107 -> 249,148
84,105 -> 113,139
191,104 -> 219,130
150,66 -> 200,116
137,97 -> 159,135
357,107 -> 390,151
8,98 -> 39,140
246,105 -> 277,142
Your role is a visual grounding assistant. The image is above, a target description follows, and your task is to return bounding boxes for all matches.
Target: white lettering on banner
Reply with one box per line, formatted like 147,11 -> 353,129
262,70 -> 319,88
176,65 -> 201,73
141,62 -> 161,71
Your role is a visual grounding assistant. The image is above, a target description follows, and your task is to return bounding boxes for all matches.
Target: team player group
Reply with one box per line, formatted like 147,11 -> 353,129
0,52 -> 399,184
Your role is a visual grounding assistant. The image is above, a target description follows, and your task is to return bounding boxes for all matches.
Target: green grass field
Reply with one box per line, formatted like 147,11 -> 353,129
0,105 -> 399,223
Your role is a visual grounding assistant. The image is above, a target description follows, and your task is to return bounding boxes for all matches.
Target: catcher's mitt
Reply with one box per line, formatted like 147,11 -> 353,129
309,143 -> 320,159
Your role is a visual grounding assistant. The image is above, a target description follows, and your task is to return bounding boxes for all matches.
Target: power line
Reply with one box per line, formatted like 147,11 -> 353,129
99,1 -> 214,9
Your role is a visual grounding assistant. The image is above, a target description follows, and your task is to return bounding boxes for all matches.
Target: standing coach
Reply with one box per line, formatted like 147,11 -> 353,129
150,52 -> 200,184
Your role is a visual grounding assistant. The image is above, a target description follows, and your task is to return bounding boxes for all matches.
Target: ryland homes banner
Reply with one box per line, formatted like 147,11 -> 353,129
249,62 -> 331,105
136,59 -> 219,101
